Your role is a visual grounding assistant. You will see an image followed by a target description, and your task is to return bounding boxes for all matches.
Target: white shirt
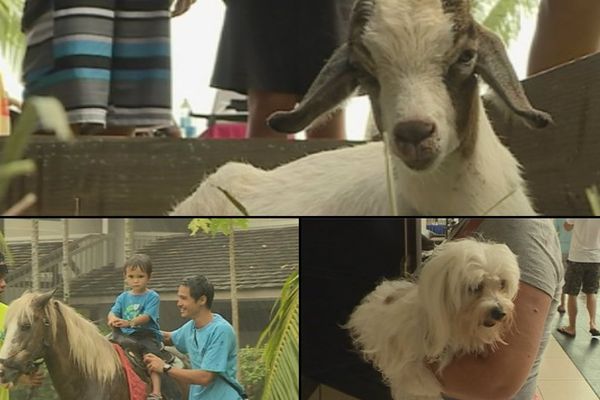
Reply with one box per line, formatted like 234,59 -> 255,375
566,219 -> 600,263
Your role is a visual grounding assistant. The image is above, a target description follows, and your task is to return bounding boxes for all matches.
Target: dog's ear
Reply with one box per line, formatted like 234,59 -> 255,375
418,251 -> 455,359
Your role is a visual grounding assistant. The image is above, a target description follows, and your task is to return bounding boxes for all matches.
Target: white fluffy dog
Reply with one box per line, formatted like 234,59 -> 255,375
346,239 -> 520,400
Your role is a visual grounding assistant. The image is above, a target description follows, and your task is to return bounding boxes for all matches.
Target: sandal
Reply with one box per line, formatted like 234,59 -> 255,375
557,327 -> 576,338
589,328 -> 600,338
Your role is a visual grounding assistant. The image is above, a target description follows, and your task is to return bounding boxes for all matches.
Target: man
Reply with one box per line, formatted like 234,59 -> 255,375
557,219 -> 600,338
0,254 -> 44,399
144,275 -> 244,400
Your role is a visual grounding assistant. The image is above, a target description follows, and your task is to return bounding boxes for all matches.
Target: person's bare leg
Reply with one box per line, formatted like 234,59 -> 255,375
247,90 -> 297,139
305,109 -> 346,140
150,371 -> 161,397
564,294 -> 578,334
528,0 -> 600,76
587,293 -> 597,331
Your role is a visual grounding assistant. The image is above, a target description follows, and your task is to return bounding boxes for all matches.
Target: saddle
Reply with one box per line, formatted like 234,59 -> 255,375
108,330 -> 182,400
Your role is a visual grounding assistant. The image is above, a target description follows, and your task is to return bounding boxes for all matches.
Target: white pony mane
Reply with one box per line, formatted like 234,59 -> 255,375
6,292 -> 120,383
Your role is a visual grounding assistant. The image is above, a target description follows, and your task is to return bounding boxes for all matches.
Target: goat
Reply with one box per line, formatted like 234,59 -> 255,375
171,0 -> 551,216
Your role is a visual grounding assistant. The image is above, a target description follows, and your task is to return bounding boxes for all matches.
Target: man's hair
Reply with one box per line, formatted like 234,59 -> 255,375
181,275 -> 214,308
123,253 -> 153,276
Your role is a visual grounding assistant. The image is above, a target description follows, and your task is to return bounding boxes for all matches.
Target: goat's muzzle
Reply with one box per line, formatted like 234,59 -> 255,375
391,120 -> 439,170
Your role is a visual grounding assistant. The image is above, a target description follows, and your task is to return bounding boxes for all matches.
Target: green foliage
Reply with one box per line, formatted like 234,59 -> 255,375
0,0 -> 26,78
257,271 -> 298,400
586,185 -> 600,215
0,231 -> 14,266
188,218 -> 249,237
473,0 -> 538,45
0,97 -> 74,209
239,346 -> 266,400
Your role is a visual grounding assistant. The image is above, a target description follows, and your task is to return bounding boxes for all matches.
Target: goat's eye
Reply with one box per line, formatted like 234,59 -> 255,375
457,49 -> 476,64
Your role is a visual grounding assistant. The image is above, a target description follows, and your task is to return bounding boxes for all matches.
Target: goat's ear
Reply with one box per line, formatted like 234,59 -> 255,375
268,44 -> 359,133
475,24 -> 552,128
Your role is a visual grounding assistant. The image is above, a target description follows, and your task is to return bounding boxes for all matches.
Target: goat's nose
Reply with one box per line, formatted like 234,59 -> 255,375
490,306 -> 506,321
393,120 -> 436,144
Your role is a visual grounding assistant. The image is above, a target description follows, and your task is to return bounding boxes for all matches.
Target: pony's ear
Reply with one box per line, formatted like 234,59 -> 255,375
33,289 -> 57,309
475,23 -> 552,129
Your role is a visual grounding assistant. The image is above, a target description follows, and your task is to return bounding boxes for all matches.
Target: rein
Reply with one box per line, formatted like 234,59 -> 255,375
0,315 -> 51,400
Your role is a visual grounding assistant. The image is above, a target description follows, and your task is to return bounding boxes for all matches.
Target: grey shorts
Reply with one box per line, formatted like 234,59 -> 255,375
563,260 -> 600,295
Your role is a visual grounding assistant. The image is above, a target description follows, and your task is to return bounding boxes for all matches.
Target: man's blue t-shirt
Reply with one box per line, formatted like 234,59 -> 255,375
171,313 -> 243,400
110,289 -> 162,341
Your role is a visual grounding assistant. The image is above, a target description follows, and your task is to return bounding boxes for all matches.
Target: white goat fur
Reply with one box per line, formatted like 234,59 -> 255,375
171,0 -> 535,216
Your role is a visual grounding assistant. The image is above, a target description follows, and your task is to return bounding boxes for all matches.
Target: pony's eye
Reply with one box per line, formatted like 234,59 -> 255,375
20,323 -> 31,331
457,49 -> 476,64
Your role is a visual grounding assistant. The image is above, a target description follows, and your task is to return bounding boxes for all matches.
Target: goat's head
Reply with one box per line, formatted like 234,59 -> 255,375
268,0 -> 551,171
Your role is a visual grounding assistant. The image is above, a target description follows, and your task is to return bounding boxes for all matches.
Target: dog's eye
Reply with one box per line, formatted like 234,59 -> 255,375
500,280 -> 507,290
469,283 -> 483,294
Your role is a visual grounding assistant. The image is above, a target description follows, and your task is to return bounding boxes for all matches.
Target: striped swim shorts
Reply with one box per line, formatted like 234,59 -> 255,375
21,0 -> 173,128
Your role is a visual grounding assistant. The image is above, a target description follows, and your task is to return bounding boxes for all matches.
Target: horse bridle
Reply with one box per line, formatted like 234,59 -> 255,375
0,316 -> 51,375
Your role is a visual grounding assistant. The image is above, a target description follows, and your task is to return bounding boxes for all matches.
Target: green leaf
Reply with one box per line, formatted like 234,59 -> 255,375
474,0 -> 538,44
258,271 -> 299,400
586,186 -> 600,216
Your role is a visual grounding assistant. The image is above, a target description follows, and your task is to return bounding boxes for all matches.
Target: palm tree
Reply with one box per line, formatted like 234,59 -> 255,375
188,218 -> 249,371
257,270 -> 298,400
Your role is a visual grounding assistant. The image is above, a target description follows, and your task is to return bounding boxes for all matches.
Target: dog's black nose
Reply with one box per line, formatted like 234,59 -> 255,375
491,306 -> 506,321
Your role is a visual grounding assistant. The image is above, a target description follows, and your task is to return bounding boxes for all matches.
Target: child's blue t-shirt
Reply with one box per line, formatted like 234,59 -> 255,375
110,289 -> 162,341
171,313 -> 243,400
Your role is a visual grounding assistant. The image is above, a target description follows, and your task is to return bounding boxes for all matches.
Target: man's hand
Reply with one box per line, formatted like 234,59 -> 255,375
18,371 -> 44,387
144,354 -> 165,374
171,0 -> 197,17
161,330 -> 173,346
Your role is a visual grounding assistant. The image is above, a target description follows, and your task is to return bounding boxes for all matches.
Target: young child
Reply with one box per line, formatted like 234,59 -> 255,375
108,254 -> 163,400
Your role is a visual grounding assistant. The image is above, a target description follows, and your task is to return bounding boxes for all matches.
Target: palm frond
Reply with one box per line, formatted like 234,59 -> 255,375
258,271 -> 299,400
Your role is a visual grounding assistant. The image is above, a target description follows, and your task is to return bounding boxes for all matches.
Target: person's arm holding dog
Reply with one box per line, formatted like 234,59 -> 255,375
430,219 -> 563,400
434,282 -> 551,400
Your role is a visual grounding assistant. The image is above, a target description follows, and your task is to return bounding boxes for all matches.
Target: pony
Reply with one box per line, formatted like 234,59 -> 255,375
0,291 -> 182,400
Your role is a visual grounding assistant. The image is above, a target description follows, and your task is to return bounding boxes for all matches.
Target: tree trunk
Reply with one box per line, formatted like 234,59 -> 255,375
229,228 -> 241,378
124,218 -> 134,260
62,219 -> 70,304
31,219 -> 39,291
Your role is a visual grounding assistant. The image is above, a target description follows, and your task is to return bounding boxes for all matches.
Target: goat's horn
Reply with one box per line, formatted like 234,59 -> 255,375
475,24 -> 552,128
268,44 -> 359,133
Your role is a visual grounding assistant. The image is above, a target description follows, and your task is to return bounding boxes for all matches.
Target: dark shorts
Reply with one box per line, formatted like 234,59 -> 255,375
113,328 -> 163,357
563,260 -> 600,295
211,0 -> 353,96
